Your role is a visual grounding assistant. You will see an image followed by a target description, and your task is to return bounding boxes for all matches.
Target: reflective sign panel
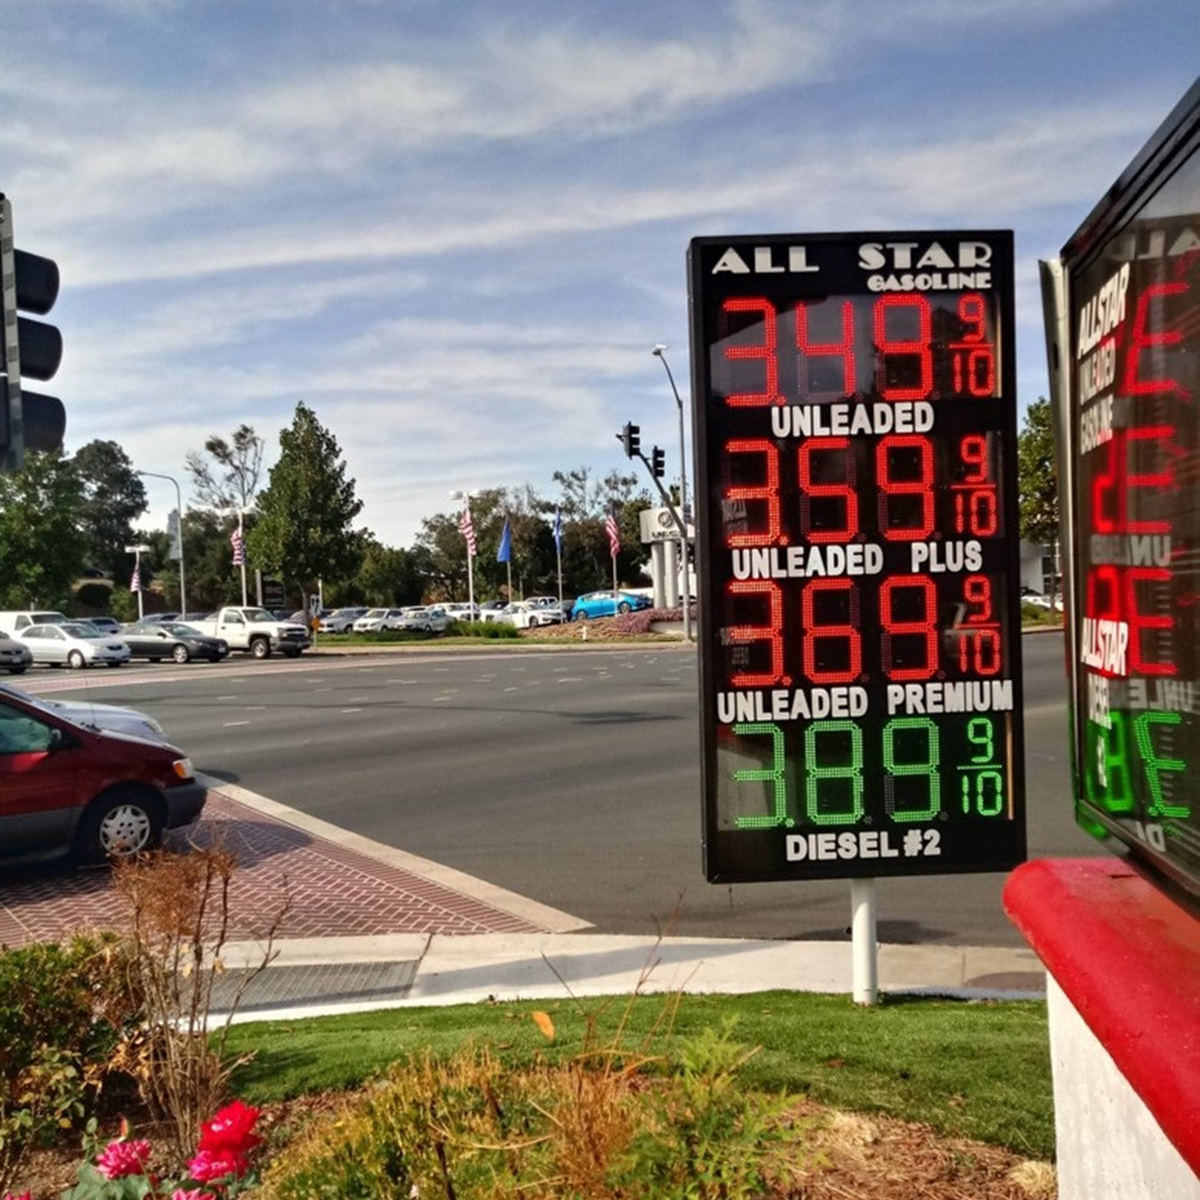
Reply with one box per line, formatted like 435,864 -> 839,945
688,231 -> 1025,881
1058,88 -> 1200,896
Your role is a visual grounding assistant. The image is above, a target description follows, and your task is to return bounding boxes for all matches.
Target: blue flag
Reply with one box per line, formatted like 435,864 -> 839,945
497,518 -> 512,563
552,508 -> 563,552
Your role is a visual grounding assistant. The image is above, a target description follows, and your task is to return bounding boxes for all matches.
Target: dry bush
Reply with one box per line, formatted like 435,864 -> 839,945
108,845 -> 288,1161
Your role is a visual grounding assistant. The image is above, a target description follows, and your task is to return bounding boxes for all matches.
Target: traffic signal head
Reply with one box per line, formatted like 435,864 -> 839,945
1,197 -> 65,470
620,421 -> 641,459
651,446 -> 665,478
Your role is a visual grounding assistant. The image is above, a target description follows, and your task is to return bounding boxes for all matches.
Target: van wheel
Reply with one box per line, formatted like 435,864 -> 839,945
250,637 -> 271,659
74,788 -> 164,864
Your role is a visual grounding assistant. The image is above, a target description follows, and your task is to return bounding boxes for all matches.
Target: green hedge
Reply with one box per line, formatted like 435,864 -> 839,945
444,619 -> 520,638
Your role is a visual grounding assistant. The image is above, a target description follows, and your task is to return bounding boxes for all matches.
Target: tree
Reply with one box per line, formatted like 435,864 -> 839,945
246,404 -> 363,595
0,451 -> 87,608
353,537 -> 426,606
186,423 -> 264,513
72,440 -> 147,579
1018,397 -> 1060,600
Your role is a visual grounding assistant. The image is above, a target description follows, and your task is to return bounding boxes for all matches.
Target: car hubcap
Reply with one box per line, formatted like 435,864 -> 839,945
98,805 -> 151,855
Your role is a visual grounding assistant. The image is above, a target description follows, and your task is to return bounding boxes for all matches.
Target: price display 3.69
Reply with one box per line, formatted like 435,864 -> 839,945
688,231 -> 1026,882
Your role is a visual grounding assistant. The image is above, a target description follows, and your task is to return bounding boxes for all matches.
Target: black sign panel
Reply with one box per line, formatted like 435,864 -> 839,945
688,231 -> 1025,882
1056,83 -> 1200,897
261,578 -> 286,610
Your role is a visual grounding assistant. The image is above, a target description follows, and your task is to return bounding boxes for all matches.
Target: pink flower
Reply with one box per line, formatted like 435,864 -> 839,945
198,1099 -> 262,1155
187,1148 -> 248,1183
172,1190 -> 216,1200
95,1138 -> 152,1179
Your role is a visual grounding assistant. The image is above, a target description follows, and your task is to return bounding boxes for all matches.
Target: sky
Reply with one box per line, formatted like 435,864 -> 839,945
4,0 -> 1197,544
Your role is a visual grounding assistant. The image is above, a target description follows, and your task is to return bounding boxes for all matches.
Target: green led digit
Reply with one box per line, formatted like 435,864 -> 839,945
1132,711 -> 1190,819
1085,711 -> 1133,814
732,722 -> 790,829
960,770 -> 1004,816
967,717 -> 995,763
883,717 -> 941,822
803,719 -> 864,826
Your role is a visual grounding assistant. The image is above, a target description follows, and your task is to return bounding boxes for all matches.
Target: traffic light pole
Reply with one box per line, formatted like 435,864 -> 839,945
0,197 -> 24,472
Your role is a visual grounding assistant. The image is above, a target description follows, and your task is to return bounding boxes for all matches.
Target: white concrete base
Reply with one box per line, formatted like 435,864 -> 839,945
1048,973 -> 1200,1199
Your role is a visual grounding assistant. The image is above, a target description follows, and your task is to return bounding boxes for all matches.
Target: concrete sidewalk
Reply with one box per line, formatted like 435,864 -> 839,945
213,931 -> 1047,1024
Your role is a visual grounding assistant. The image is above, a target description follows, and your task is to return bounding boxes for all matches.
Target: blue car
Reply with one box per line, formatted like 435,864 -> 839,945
571,590 -> 653,620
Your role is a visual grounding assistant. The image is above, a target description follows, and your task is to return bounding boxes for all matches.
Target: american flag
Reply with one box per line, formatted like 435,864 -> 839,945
230,528 -> 245,566
604,507 -> 620,558
459,506 -> 477,556
129,564 -> 141,593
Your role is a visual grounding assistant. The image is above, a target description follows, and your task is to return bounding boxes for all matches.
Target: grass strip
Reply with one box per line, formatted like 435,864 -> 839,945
227,990 -> 1052,1158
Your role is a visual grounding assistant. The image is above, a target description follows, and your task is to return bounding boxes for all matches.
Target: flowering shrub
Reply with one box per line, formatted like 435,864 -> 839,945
50,1101 -> 262,1200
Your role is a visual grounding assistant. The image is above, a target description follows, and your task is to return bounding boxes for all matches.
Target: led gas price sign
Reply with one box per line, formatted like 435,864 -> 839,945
688,231 -> 1026,882
1053,97 -> 1200,897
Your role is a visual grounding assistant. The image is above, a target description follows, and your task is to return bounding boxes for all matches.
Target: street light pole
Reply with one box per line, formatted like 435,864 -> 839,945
136,470 -> 187,619
652,345 -> 691,642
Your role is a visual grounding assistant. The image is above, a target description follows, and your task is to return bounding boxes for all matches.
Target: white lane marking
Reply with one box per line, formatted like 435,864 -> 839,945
341,707 -> 363,714
477,674 -> 496,680
433,667 -> 449,672
503,686 -> 518,692
553,667 -> 568,673
223,720 -> 250,727
389,679 -> 417,684
217,694 -> 238,700
346,696 -> 370,702
245,706 -> 267,711
556,677 -> 584,683
432,695 -> 451,702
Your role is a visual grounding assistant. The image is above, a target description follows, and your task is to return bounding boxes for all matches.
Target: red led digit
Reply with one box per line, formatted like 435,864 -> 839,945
1125,425 -> 1174,534
1085,564 -> 1122,621
1124,568 -> 1176,677
795,300 -> 855,397
958,294 -> 986,342
960,435 -> 989,482
877,434 -> 934,541
1123,282 -> 1187,398
797,437 -> 857,543
964,575 -> 993,621
1092,434 -> 1119,533
801,578 -> 861,684
874,296 -> 932,401
724,438 -> 783,547
880,575 -> 938,681
723,297 -> 779,407
727,580 -> 784,686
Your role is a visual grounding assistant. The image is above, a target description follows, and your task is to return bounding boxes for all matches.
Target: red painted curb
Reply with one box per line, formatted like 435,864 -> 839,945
1004,858 -> 1200,1175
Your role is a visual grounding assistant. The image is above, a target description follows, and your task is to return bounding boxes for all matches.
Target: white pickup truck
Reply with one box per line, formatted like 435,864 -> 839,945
183,606 -> 311,659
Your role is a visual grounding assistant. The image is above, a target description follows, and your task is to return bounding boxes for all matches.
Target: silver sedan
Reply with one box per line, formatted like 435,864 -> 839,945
18,622 -> 131,669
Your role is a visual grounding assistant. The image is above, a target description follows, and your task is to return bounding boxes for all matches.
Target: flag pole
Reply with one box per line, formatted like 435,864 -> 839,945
557,544 -> 563,609
466,497 -> 476,617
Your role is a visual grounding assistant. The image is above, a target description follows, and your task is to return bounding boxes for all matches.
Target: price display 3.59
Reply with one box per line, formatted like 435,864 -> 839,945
688,231 -> 1026,882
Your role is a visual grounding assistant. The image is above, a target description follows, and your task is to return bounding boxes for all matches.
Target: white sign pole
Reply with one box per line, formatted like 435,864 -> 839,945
850,878 -> 879,1005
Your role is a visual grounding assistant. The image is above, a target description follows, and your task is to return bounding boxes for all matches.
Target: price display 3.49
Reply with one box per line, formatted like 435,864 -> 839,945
688,231 -> 1026,882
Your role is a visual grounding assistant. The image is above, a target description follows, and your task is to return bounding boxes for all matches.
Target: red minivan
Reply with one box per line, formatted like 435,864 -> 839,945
0,689 -> 206,864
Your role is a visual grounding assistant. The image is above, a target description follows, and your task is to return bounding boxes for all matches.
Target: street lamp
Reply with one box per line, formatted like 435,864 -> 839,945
449,489 -> 477,616
136,470 -> 187,619
652,344 -> 692,642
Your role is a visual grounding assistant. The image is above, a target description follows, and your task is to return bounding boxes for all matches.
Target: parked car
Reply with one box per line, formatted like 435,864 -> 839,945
393,606 -> 450,633
571,591 -> 654,620
526,596 -> 561,609
140,612 -> 182,624
0,687 -> 203,863
0,610 -> 70,635
182,607 -> 310,659
121,621 -> 230,663
319,607 -> 368,633
87,616 -> 123,636
443,603 -> 480,622
2,683 -> 169,744
352,608 -> 391,632
0,631 -> 33,675
493,602 -> 565,629
18,623 -> 131,669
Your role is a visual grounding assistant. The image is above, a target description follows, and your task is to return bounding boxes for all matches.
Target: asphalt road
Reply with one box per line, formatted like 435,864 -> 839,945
21,633 -> 1095,946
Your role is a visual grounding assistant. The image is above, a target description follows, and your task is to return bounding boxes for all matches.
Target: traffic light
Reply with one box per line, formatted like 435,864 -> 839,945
1,196 -> 65,471
620,422 -> 641,459
651,446 -> 665,478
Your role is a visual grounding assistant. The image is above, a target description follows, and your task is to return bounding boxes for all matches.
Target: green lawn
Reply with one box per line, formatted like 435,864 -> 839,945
227,990 -> 1053,1158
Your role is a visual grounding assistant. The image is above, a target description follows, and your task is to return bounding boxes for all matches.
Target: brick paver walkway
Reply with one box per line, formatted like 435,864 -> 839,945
0,791 -> 545,948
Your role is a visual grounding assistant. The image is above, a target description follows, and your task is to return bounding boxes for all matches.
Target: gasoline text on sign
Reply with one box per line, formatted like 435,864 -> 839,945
689,230 -> 1025,883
